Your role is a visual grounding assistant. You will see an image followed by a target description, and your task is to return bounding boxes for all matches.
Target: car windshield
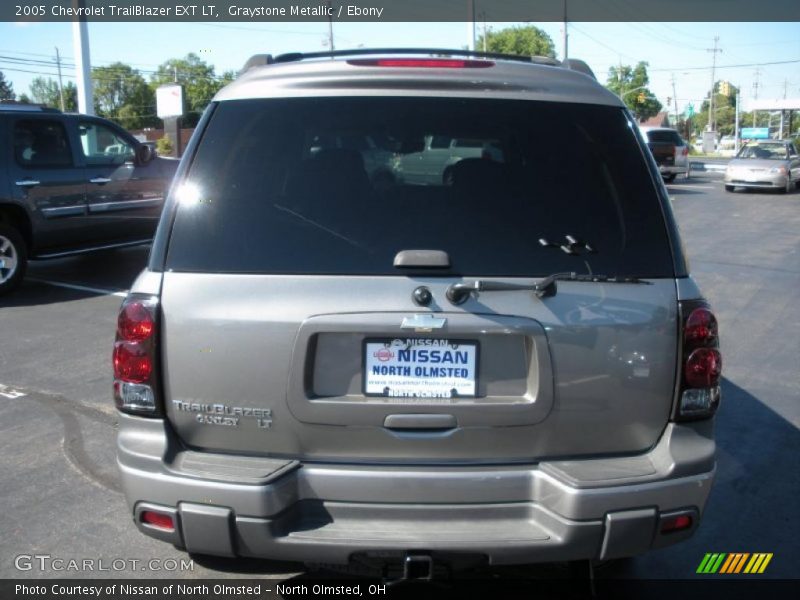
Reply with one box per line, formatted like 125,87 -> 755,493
166,97 -> 674,278
738,144 -> 788,160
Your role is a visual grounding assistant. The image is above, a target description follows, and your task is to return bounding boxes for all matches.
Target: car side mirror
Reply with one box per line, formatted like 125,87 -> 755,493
136,144 -> 154,165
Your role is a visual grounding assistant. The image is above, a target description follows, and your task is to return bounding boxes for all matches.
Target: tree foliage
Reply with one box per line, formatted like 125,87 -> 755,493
0,70 -> 14,101
150,53 -> 230,126
29,77 -> 78,111
156,134 -> 174,156
92,62 -> 157,129
476,25 -> 555,59
605,62 -> 663,121
692,81 -> 740,135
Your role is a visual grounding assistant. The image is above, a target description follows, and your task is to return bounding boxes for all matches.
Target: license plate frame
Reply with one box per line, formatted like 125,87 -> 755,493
362,337 -> 479,399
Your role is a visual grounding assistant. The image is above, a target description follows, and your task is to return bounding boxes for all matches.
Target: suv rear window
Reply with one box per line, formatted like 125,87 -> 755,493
646,130 -> 683,145
166,97 -> 673,277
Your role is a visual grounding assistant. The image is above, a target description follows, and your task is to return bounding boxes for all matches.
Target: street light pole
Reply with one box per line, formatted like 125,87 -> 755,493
71,0 -> 94,115
562,0 -> 568,63
706,36 -> 721,132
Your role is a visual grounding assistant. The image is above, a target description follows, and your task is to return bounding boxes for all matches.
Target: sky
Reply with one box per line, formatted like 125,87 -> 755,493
1,19 -> 799,118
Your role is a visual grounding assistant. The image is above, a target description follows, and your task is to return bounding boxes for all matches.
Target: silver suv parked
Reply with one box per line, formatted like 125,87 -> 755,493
114,50 -> 721,577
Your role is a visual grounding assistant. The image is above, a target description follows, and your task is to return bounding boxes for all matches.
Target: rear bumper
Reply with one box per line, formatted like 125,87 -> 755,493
118,416 -> 715,565
724,174 -> 787,189
659,164 -> 689,176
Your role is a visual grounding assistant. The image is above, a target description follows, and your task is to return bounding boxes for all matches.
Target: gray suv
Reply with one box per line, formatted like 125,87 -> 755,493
114,50 -> 721,577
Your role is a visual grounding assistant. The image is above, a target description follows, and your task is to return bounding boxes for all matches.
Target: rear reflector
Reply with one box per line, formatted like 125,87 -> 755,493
347,58 -> 494,69
141,511 -> 174,531
660,514 -> 692,534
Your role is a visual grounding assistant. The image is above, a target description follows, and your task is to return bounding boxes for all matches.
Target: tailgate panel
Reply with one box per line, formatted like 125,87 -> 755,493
161,274 -> 678,463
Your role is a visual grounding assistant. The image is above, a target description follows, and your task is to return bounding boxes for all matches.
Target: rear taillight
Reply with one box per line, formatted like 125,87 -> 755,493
681,146 -> 689,156
347,58 -> 494,69
676,301 -> 722,420
113,295 -> 160,416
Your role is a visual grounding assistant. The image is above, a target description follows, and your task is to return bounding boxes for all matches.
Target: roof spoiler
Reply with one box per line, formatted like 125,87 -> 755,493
239,54 -> 274,74
561,59 -> 596,79
239,49 -> 595,80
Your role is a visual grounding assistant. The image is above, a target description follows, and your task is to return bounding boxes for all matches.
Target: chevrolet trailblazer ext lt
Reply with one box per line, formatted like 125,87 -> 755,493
113,50 -> 721,578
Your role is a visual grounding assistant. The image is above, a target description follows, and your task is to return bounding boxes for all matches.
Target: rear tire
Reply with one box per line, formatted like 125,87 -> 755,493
782,173 -> 792,194
663,174 -> 676,183
724,185 -> 735,192
0,224 -> 27,296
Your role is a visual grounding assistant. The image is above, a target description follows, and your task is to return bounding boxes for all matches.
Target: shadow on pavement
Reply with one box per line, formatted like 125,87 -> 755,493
599,377 -> 799,579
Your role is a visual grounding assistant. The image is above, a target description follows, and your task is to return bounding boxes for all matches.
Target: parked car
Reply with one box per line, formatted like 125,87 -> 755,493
0,104 -> 179,294
392,135 -> 504,185
114,50 -> 720,579
717,135 -> 736,157
640,127 -> 690,182
724,140 -> 800,193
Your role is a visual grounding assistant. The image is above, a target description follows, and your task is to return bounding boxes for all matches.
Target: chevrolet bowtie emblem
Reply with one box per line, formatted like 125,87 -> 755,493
401,314 -> 447,332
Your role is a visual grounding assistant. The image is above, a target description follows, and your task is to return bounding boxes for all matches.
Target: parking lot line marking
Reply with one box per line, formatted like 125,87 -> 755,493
27,277 -> 128,298
0,384 -> 27,399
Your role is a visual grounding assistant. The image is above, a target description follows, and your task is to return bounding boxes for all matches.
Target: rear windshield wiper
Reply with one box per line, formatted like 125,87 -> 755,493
446,272 -> 652,304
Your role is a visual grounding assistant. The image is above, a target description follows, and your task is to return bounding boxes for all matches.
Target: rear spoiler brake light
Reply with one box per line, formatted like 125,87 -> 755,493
347,58 -> 494,69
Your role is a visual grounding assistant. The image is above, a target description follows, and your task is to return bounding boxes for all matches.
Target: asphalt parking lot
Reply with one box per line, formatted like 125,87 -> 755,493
0,172 -> 798,582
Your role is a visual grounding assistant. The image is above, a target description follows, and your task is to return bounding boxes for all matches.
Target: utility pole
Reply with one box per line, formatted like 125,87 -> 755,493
326,1 -> 334,52
54,47 -> 65,112
734,85 -> 740,154
71,0 -> 94,115
752,68 -> 760,127
562,0 -> 569,63
466,0 -> 476,51
671,74 -> 679,128
480,11 -> 487,52
706,36 -> 721,132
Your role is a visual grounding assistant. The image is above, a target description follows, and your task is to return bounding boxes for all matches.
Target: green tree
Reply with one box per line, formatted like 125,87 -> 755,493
0,70 -> 14,101
695,81 -> 740,135
29,77 -> 78,111
150,54 -> 229,126
606,62 -> 663,121
92,62 -> 157,129
476,25 -> 556,59
156,134 -> 174,156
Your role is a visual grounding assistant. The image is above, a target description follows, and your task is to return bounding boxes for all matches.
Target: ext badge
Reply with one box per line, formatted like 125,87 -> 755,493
401,314 -> 447,333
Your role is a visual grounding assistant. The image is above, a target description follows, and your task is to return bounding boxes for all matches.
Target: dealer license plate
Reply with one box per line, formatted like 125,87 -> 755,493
363,338 -> 478,399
